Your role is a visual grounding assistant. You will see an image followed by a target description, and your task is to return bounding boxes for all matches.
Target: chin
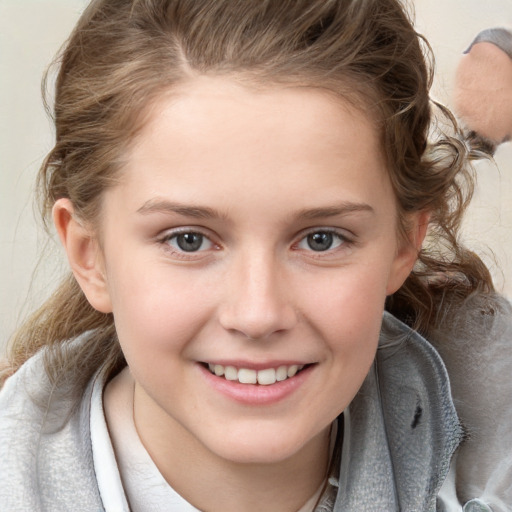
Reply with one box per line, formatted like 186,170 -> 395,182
202,423 -> 325,466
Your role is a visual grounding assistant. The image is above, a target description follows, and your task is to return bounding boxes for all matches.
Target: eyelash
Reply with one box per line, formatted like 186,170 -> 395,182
157,227 -> 354,259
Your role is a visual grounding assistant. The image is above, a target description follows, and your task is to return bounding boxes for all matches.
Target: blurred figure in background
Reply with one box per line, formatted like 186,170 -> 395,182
454,27 -> 512,155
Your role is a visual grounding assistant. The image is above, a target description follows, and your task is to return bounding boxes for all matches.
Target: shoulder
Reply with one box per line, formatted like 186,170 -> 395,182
0,334 -> 104,511
0,333 -> 97,431
334,312 -> 463,511
428,292 -> 512,420
376,303 -> 512,510
428,293 -> 512,510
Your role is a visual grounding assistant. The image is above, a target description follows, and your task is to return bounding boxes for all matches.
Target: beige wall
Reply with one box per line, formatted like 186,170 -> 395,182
0,1 -> 88,350
1,0 -> 511,351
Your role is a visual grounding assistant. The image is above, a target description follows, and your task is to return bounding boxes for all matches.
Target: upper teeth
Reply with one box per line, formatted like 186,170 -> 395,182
207,364 -> 304,385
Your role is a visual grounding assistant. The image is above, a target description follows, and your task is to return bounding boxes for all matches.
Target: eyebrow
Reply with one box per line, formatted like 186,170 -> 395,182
137,199 -> 223,220
296,202 -> 375,219
137,198 -> 374,220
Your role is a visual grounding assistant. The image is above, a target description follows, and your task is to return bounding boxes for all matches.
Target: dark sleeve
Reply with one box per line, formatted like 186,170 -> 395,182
465,27 -> 512,59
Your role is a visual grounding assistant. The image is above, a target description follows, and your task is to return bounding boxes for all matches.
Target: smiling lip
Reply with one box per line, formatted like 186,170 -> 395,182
198,362 -> 314,405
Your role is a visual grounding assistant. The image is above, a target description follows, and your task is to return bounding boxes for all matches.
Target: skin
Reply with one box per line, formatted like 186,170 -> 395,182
454,42 -> 512,144
54,77 -> 426,512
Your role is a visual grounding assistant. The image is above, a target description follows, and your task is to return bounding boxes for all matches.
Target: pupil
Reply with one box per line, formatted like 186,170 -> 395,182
307,232 -> 333,251
177,233 -> 203,252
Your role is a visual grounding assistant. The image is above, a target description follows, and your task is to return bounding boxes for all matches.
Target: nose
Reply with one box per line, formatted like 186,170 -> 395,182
218,251 -> 298,340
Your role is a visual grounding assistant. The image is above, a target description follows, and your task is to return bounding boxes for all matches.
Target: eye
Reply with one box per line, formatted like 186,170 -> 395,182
297,230 -> 346,252
165,231 -> 214,252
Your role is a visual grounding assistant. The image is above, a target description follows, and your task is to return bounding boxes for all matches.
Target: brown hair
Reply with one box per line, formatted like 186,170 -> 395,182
2,0 -> 494,388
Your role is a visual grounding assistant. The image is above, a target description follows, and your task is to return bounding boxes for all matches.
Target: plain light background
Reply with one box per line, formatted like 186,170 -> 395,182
1,0 -> 511,352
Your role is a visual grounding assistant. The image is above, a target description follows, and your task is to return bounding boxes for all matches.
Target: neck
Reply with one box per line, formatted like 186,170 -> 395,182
132,380 -> 332,512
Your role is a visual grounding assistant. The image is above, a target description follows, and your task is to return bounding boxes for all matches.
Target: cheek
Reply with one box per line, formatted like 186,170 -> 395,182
303,293 -> 382,425
304,260 -> 391,328
105,257 -> 217,359
299,260 -> 391,374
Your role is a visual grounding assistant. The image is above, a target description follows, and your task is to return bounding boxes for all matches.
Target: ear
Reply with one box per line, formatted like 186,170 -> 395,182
53,198 -> 112,313
386,210 -> 430,295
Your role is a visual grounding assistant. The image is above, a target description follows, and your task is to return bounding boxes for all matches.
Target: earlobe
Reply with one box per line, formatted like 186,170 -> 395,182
53,198 -> 113,313
386,210 -> 430,295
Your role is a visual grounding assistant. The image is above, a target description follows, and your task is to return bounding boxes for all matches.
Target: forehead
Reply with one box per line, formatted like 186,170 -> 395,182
113,76 -> 392,217
131,76 -> 381,148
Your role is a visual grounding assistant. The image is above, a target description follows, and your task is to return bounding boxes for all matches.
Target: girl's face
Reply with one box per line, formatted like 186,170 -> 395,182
72,77 -> 421,465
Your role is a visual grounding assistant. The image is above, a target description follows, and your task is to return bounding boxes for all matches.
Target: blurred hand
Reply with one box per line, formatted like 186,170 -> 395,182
454,37 -> 512,145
